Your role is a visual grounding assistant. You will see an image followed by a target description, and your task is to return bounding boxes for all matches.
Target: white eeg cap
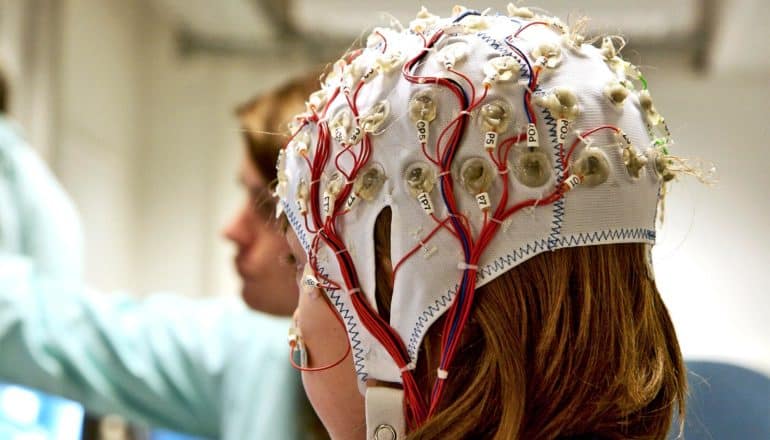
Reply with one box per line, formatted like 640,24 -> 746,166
277,5 -> 676,393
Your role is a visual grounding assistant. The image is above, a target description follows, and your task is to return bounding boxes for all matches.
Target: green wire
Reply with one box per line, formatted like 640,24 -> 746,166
639,74 -> 648,90
652,138 -> 670,155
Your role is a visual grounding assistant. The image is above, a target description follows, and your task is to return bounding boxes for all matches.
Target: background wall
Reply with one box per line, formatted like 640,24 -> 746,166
646,63 -> 770,376
1,0 -> 767,376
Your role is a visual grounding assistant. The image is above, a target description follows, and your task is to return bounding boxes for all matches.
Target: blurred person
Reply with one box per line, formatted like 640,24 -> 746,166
0,66 -> 326,439
225,79 -> 319,314
278,6 -> 693,439
0,72 -> 83,281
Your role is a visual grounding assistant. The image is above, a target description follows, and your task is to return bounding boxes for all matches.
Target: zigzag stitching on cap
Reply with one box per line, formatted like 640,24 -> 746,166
477,228 -> 656,280
409,228 -> 655,356
542,109 -> 565,251
475,32 -> 528,73
284,206 -> 368,380
558,228 -> 656,246
549,199 -> 566,249
283,202 -> 310,251
406,284 -> 458,358
475,32 -> 512,57
477,239 -> 550,280
327,287 -> 368,380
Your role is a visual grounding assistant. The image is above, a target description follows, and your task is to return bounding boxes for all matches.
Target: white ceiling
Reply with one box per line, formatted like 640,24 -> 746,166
149,0 -> 699,40
149,0 -> 271,40
146,0 -> 770,73
293,0 -> 699,39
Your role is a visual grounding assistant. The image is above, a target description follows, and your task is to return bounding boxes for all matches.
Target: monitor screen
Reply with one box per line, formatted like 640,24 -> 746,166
0,382 -> 84,440
150,429 -> 208,440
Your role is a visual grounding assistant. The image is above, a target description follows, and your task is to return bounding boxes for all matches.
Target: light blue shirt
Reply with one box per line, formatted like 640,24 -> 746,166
0,117 -> 82,280
0,117 -> 306,439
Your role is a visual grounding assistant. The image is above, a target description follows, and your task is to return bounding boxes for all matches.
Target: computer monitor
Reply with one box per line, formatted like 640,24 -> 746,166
0,382 -> 84,440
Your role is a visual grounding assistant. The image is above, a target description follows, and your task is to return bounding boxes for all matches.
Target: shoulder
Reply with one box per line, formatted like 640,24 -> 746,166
0,117 -> 27,154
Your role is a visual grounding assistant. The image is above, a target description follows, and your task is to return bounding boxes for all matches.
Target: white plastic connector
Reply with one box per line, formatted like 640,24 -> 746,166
536,87 -> 579,120
605,81 -> 629,109
360,101 -> 390,133
457,262 -> 479,271
482,56 -> 521,85
307,89 -> 328,112
376,51 -> 405,73
531,43 -> 562,68
410,6 -> 439,33
438,42 -> 468,69
507,3 -> 534,18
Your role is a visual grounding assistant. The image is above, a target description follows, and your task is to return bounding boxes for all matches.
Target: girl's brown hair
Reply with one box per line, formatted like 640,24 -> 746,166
374,208 -> 686,439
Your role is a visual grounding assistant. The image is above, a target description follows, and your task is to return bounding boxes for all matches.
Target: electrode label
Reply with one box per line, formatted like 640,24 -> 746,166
416,120 -> 429,143
484,131 -> 498,150
348,126 -> 363,145
345,193 -> 358,211
417,192 -> 434,215
563,174 -> 583,191
558,119 -> 569,143
322,193 -> 334,216
475,192 -> 492,211
527,122 -> 539,148
296,199 -> 307,214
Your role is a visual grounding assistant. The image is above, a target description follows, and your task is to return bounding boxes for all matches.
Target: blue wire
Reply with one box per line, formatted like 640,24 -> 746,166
437,76 -> 471,264
409,16 -> 477,371
437,75 -> 472,370
505,39 -> 535,124
440,272 -> 470,368
452,9 -> 481,23
438,36 -> 541,370
408,34 -> 472,265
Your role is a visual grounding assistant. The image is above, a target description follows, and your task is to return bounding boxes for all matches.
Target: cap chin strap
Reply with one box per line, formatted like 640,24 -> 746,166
365,387 -> 406,440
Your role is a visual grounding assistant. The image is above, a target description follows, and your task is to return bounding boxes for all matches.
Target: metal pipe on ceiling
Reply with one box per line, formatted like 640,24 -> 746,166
175,0 -> 720,73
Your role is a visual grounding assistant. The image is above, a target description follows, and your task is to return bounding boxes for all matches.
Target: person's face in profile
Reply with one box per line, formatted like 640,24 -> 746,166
285,229 -> 366,440
222,150 -> 299,315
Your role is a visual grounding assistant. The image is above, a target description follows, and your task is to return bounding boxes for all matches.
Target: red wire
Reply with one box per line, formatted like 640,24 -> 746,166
524,66 -> 541,124
288,342 -> 350,372
514,21 -> 551,37
302,214 -> 318,235
565,125 -> 620,164
334,142 -> 359,181
449,67 -> 476,104
374,30 -> 388,53
296,24 -> 612,426
303,121 -> 428,421
391,216 -> 453,283
431,213 -> 460,239
434,116 -> 463,161
427,124 -> 618,414
289,297 -> 352,372
321,87 -> 340,119
420,141 -> 440,166
345,49 -> 364,63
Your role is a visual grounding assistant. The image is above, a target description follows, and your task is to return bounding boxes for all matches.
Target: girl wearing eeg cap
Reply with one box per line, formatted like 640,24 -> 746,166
280,5 -> 690,439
